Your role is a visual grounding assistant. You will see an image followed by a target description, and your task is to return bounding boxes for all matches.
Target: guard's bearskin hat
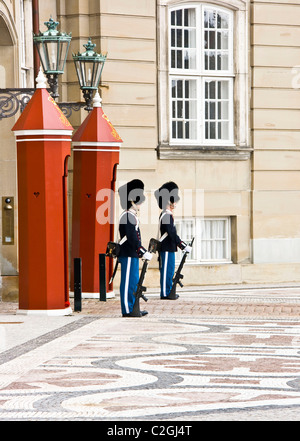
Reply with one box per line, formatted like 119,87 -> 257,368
118,179 -> 146,210
154,181 -> 180,209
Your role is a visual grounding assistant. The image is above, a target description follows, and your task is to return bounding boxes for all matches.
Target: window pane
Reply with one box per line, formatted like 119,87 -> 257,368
171,10 -> 175,26
218,81 -> 229,99
177,50 -> 182,68
171,50 -> 176,68
185,121 -> 189,138
184,29 -> 196,48
185,8 -> 196,27
177,101 -> 183,118
210,122 -> 216,139
204,10 -> 209,28
218,121 -> 229,139
184,9 -> 189,27
217,52 -> 228,70
189,100 -> 197,118
217,12 -> 229,29
218,30 -> 228,49
219,101 -> 228,119
185,101 -> 189,118
176,9 -> 182,26
177,121 -> 183,138
189,121 -> 197,139
172,80 -> 176,97
209,31 -> 215,49
172,101 -> 176,118
209,82 -> 215,99
177,29 -> 182,47
171,29 -> 175,47
177,80 -> 183,98
210,102 -> 215,119
209,51 -> 215,70
184,50 -> 189,69
208,11 -> 215,28
172,121 -> 176,138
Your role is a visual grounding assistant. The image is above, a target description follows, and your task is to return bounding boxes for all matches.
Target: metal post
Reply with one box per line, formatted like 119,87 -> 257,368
99,253 -> 106,302
74,258 -> 82,311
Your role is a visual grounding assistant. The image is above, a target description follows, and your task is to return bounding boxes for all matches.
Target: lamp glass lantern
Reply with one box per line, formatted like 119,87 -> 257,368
33,17 -> 72,99
73,39 -> 107,111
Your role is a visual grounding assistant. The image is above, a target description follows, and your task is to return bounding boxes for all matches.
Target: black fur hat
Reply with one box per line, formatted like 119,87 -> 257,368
154,181 -> 180,209
118,179 -> 146,210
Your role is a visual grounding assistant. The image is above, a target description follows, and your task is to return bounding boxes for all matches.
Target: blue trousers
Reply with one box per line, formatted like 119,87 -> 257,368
160,251 -> 175,298
119,256 -> 139,315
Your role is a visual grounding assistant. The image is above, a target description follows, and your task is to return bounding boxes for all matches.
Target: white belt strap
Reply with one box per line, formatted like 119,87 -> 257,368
119,235 -> 127,245
157,212 -> 169,242
159,232 -> 168,242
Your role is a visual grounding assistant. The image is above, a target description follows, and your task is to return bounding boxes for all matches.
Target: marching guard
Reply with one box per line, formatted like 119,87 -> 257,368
154,182 -> 192,300
118,179 -> 152,317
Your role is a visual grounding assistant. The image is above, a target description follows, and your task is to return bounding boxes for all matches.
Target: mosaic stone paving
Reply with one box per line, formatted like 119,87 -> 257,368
0,308 -> 300,420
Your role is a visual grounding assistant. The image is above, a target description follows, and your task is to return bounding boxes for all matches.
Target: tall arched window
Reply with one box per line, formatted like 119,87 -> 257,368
170,5 -> 233,144
158,1 -> 250,160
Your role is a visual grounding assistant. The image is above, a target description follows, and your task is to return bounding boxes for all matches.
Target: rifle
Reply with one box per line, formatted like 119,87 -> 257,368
168,237 -> 194,300
131,238 -> 160,317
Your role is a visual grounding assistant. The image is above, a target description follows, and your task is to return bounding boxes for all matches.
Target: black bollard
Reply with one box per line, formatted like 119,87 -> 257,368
99,253 -> 106,302
74,258 -> 82,312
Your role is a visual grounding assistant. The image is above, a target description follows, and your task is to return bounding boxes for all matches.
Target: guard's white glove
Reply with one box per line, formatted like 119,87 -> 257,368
184,245 -> 192,254
143,251 -> 153,261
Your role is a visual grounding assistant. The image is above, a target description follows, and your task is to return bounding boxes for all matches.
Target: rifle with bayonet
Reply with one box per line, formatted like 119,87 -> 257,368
168,237 -> 194,300
131,238 -> 160,317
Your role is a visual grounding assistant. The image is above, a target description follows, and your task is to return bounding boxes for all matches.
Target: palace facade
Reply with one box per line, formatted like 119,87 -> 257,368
1,0 -> 300,299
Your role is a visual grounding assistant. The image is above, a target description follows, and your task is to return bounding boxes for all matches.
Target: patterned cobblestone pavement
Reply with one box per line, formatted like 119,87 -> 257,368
0,284 -> 300,421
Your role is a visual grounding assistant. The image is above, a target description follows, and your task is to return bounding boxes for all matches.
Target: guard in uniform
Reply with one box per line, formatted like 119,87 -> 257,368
118,179 -> 152,317
154,182 -> 191,300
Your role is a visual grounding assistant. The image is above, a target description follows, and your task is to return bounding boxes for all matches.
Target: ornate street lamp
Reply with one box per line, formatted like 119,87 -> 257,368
73,39 -> 107,111
0,19 -> 107,119
33,17 -> 72,99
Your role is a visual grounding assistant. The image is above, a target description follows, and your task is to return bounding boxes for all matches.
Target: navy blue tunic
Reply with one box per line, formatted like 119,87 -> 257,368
159,210 -> 185,252
119,210 -> 146,258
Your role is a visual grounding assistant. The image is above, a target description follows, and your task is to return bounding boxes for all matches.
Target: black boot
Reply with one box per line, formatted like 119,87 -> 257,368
122,310 -> 148,317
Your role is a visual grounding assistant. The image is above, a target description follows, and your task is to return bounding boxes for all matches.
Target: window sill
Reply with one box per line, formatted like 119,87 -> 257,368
157,144 -> 252,161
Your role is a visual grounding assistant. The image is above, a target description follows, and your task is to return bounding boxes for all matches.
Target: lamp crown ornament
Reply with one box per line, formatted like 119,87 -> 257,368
83,39 -> 96,54
35,16 -> 72,38
44,17 -> 59,33
73,38 -> 107,62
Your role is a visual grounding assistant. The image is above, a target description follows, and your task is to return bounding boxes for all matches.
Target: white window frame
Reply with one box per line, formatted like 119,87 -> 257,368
157,0 -> 250,158
169,4 -> 234,146
175,217 -> 232,264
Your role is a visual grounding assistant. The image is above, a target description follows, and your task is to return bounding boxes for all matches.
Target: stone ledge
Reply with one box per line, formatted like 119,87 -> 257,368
157,144 -> 252,160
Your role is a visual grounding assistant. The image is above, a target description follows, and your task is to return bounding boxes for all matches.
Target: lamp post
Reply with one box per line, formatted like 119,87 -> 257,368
73,39 -> 107,111
33,17 -> 72,99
